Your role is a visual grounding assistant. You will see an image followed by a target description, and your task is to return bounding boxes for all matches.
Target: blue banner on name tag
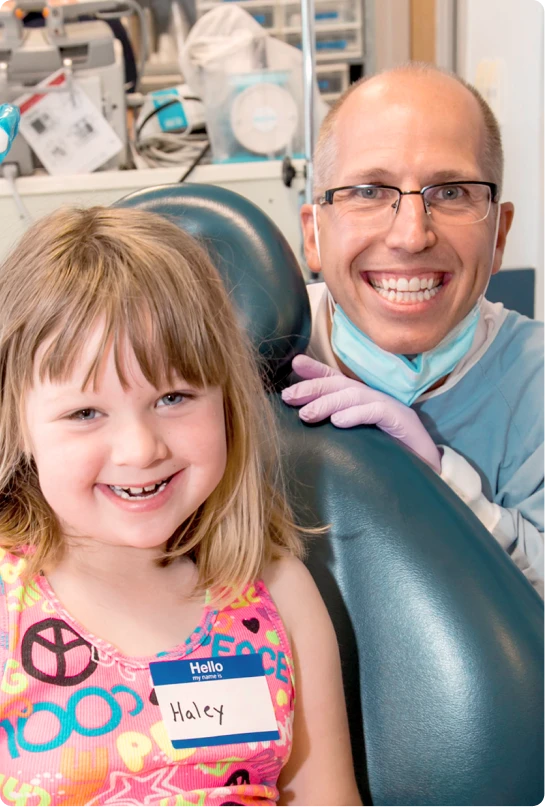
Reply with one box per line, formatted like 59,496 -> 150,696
150,653 -> 265,685
149,654 -> 280,749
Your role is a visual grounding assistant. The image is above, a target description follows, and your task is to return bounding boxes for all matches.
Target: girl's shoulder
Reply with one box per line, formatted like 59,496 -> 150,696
262,555 -> 330,640
262,554 -> 316,593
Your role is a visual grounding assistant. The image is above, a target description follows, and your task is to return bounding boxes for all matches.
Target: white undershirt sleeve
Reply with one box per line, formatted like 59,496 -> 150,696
439,445 -> 544,598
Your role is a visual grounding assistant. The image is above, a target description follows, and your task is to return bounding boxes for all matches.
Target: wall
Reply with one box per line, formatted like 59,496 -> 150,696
372,0 -> 410,71
456,0 -> 544,319
411,0 -> 436,61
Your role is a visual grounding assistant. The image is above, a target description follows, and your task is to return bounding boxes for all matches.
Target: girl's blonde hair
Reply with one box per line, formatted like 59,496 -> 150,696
0,206 -> 303,591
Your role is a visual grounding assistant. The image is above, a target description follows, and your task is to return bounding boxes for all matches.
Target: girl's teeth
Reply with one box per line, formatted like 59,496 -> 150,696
108,479 -> 169,499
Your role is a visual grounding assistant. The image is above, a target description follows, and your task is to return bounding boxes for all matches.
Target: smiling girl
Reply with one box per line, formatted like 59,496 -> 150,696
0,207 -> 360,806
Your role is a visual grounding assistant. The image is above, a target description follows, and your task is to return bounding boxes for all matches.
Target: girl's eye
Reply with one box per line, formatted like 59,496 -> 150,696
157,392 -> 186,408
69,409 -> 98,421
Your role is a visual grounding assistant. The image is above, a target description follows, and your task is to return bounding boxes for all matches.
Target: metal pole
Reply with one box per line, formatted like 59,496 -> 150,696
300,0 -> 316,203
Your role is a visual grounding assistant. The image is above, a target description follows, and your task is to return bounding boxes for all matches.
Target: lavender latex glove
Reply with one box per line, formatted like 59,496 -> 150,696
282,354 -> 442,473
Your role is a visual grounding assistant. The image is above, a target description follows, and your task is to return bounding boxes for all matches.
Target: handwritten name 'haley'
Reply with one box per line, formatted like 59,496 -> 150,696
170,700 -> 224,725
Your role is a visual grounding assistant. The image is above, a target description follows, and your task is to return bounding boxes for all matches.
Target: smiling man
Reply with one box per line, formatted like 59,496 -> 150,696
282,63 -> 544,596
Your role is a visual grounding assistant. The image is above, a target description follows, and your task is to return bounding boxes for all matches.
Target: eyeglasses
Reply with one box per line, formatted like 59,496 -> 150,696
317,181 -> 499,226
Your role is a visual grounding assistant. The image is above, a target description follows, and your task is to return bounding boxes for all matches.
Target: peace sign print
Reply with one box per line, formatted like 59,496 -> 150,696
21,618 -> 98,687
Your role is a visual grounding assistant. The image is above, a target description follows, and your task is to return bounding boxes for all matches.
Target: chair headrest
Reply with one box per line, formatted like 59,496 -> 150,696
114,183 -> 310,386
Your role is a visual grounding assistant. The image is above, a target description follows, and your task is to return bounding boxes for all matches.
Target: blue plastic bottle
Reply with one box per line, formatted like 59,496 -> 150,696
0,104 -> 20,163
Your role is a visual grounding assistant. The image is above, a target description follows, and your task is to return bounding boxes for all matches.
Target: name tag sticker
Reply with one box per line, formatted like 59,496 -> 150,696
149,654 -> 280,748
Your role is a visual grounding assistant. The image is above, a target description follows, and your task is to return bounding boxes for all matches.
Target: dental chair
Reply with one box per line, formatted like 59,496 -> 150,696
114,184 -> 544,807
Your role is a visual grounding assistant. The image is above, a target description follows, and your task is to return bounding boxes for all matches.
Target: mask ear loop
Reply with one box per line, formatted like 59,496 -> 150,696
313,204 -> 338,320
478,203 -> 502,306
312,204 -> 321,265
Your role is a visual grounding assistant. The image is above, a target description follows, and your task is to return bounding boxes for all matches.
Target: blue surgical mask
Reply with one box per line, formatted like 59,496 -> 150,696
331,302 -> 481,406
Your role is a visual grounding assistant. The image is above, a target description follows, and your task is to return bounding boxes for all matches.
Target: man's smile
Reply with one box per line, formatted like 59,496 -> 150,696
361,271 -> 453,306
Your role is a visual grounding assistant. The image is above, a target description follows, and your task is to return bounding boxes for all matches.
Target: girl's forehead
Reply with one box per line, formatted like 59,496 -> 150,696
32,320 -> 193,394
32,319 -> 111,383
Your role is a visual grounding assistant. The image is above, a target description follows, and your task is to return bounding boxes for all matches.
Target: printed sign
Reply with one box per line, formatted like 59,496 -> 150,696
16,69 -> 123,175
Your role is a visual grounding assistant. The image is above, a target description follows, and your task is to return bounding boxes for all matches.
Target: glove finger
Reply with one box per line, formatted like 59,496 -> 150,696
291,353 -> 343,380
292,360 -> 400,407
282,375 -> 361,404
299,388 -> 368,421
331,402 -> 393,429
295,380 -> 396,408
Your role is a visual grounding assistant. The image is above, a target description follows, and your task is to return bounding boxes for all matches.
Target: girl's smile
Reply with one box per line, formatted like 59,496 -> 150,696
96,468 -> 185,513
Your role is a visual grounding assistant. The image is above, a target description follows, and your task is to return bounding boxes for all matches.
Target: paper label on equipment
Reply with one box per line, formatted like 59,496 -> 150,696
149,654 -> 280,749
16,68 -> 123,175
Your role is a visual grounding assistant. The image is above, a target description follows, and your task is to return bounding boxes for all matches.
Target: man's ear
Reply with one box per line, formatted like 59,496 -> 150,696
300,203 -> 321,272
491,202 -> 514,275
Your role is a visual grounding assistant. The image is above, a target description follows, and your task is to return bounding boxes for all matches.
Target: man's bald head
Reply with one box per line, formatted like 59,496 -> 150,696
313,63 -> 504,199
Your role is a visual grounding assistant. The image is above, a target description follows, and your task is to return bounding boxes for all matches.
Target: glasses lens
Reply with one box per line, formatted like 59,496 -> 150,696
424,183 -> 492,225
332,186 -> 400,220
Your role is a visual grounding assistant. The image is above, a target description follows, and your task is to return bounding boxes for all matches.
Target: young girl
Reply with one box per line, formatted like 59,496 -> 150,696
0,207 -> 361,806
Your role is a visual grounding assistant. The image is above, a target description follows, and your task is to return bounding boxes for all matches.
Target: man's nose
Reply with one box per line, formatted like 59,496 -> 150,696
110,417 -> 168,468
384,193 -> 437,253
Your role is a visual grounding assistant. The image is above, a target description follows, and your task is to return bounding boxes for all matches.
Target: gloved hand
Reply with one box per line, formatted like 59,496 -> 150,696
0,105 -> 20,164
282,354 -> 443,473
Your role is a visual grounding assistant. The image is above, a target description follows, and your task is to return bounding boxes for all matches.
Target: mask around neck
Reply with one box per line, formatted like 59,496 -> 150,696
331,302 -> 482,406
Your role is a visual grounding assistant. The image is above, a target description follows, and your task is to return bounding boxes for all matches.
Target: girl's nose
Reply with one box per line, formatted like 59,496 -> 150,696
110,418 -> 168,468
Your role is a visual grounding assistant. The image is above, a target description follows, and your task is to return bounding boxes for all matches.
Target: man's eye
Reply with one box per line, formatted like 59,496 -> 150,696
157,392 -> 186,408
69,409 -> 97,421
355,186 -> 381,199
434,185 -> 464,201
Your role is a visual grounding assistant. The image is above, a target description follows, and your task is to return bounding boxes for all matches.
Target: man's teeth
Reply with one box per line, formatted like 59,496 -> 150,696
108,479 -> 169,500
369,275 -> 443,303
376,276 -> 440,291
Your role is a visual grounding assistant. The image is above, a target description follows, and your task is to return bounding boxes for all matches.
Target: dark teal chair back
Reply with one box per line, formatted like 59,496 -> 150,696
115,184 -> 544,806
487,268 -> 535,319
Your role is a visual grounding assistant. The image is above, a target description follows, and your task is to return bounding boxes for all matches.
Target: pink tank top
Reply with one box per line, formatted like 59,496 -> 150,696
0,550 -> 295,806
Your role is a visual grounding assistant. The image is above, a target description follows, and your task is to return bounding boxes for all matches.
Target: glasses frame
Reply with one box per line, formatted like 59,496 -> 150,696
318,180 -> 499,223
